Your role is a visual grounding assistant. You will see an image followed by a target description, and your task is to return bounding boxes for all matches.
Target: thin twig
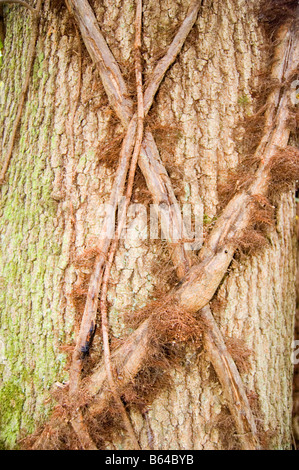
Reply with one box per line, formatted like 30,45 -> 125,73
0,0 -> 42,184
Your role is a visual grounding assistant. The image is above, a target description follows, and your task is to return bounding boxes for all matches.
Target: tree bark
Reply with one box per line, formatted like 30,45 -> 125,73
0,0 -> 297,450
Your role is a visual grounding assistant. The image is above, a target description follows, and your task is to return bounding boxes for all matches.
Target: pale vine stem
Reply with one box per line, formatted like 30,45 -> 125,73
64,7 -> 82,287
99,0 -> 144,450
0,0 -> 42,184
0,0 -> 37,15
62,12 -> 96,451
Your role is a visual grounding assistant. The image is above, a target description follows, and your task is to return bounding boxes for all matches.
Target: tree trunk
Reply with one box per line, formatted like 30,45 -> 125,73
0,0 -> 297,450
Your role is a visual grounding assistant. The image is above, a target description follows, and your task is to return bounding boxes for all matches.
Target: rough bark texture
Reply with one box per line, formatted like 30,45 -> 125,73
293,196 -> 299,448
0,0 -> 296,449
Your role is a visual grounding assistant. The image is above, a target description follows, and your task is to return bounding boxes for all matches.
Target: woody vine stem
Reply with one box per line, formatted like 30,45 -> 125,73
1,0 -> 299,450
